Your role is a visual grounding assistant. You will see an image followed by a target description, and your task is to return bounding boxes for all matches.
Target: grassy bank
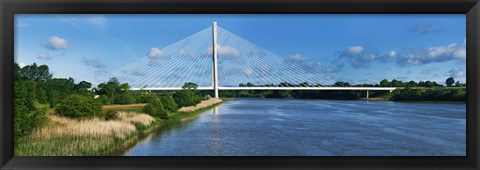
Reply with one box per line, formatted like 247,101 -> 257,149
15,98 -> 225,156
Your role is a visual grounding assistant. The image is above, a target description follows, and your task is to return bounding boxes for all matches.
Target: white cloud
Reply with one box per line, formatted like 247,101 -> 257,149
42,36 -> 68,50
449,68 -> 465,78
388,51 -> 397,57
338,45 -> 376,69
394,41 -> 466,66
208,45 -> 240,57
348,46 -> 364,54
147,48 -> 166,59
288,53 -> 308,61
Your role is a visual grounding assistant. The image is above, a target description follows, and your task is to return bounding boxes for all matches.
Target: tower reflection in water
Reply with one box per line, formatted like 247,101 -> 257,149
210,107 -> 221,155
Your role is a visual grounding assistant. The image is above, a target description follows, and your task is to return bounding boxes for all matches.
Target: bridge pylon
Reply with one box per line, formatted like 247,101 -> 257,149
212,22 -> 219,98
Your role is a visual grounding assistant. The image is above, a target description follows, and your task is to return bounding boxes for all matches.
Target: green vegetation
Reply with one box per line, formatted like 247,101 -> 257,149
182,82 -> 199,90
159,95 -> 178,112
14,64 -> 49,143
113,93 -> 137,105
391,88 -> 465,102
446,77 -> 455,87
14,62 -> 213,156
173,90 -> 201,107
143,96 -> 169,119
55,94 -> 103,119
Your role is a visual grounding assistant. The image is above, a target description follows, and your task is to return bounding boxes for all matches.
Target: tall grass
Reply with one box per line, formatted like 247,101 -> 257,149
15,112 -> 154,156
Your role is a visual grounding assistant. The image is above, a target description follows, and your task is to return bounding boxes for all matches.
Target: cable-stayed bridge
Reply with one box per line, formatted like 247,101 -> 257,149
109,22 -> 396,98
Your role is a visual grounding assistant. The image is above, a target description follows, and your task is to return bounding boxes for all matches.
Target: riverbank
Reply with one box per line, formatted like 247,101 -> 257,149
15,98 -> 225,156
178,98 -> 222,112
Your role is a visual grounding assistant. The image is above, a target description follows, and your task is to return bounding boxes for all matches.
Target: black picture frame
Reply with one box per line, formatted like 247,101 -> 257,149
1,0 -> 479,169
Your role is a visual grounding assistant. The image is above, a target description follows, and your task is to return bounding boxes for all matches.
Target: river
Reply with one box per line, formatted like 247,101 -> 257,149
124,98 -> 466,156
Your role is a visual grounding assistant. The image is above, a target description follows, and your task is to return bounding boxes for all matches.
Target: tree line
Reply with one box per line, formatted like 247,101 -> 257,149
237,78 -> 465,88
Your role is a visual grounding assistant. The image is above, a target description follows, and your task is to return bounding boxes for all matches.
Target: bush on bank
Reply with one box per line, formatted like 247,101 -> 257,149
172,90 -> 201,107
143,96 -> 169,119
159,95 -> 178,112
55,94 -> 103,119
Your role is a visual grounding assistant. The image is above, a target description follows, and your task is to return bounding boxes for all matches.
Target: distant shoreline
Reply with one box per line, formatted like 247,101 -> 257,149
230,97 -> 465,104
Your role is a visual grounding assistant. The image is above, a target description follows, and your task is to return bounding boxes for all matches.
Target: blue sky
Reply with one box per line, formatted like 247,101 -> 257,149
15,14 -> 466,87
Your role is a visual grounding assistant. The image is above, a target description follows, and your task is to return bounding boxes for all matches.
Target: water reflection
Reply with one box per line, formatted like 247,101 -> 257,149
209,107 -> 221,155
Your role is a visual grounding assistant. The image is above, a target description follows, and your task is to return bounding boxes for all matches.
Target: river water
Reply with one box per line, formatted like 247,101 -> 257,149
125,98 -> 466,156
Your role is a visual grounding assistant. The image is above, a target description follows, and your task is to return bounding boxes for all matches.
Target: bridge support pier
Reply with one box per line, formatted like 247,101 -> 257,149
212,22 -> 219,98
366,90 -> 369,99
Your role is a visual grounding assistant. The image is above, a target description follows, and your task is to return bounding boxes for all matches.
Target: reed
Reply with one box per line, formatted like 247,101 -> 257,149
15,112 -> 154,156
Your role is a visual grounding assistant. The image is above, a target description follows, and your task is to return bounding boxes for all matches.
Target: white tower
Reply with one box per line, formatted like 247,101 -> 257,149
212,22 -> 219,98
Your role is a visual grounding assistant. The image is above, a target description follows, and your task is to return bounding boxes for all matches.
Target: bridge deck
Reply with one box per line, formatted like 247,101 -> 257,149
131,87 -> 397,91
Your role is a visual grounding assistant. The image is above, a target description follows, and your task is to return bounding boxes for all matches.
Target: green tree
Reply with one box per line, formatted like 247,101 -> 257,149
424,81 -> 435,87
143,96 -> 169,119
159,96 -> 178,112
334,82 -> 351,87
19,63 -> 52,83
55,94 -> 103,119
182,82 -> 198,90
113,93 -> 137,104
14,80 -> 47,143
173,90 -> 200,107
74,81 -> 94,96
299,82 -> 310,87
390,79 -> 403,87
446,77 -> 455,87
406,80 -> 417,87
45,78 -> 76,108
75,81 -> 92,92
380,79 -> 390,87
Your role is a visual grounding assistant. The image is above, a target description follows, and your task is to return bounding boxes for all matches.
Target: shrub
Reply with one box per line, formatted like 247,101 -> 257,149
172,90 -> 200,107
159,96 -> 178,112
203,95 -> 211,100
55,94 -> 103,119
113,93 -> 137,104
143,96 -> 169,119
